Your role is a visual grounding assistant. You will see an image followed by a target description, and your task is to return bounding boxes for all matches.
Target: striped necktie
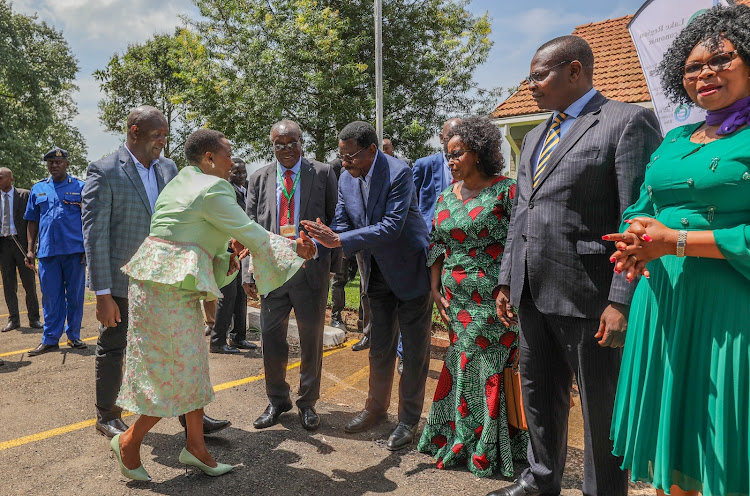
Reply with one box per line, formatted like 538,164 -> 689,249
533,112 -> 567,188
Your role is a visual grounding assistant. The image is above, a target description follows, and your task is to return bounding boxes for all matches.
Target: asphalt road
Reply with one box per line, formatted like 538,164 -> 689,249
0,276 -> 651,495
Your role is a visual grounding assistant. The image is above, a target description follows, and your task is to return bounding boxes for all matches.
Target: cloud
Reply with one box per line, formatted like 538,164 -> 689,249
10,0 -> 197,160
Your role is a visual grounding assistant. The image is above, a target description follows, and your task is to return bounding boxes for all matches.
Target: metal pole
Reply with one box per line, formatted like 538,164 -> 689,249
374,0 -> 383,147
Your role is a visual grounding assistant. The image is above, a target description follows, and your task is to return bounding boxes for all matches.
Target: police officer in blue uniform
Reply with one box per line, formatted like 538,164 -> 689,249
25,147 -> 87,356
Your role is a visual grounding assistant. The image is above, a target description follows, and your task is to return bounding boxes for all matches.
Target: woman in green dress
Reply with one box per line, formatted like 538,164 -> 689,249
606,6 -> 750,495
110,129 -> 315,481
417,116 -> 528,478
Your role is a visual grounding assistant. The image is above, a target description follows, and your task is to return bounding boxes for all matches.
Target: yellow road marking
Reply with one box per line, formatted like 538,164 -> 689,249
321,365 -> 370,399
0,340 -> 355,452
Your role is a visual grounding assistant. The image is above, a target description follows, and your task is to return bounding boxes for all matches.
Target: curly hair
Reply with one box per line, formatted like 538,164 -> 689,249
450,116 -> 504,177
184,129 -> 227,166
658,4 -> 750,104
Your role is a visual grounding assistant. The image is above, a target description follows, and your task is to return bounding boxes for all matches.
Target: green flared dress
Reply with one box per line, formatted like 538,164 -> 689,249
417,177 -> 528,478
116,166 -> 303,417
611,123 -> 750,496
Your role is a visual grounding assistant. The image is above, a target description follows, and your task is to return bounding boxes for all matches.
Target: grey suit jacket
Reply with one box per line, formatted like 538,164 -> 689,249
498,91 -> 662,318
81,146 -> 178,298
243,157 -> 338,291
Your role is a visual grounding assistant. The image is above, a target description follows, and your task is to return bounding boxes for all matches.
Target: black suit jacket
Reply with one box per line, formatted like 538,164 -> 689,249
233,184 -> 246,211
498,91 -> 662,318
244,157 -> 338,290
12,188 -> 31,250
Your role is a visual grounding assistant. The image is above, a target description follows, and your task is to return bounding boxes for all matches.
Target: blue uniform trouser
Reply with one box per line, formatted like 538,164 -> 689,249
39,253 -> 86,345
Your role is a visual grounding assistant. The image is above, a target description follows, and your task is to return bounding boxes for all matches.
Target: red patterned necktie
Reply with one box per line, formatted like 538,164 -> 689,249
279,169 -> 294,227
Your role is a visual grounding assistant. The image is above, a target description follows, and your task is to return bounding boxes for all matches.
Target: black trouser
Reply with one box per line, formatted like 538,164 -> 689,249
211,275 -> 246,347
260,277 -> 328,409
517,283 -> 626,496
95,295 -> 129,422
0,236 -> 40,324
365,259 -> 431,425
330,254 -> 352,321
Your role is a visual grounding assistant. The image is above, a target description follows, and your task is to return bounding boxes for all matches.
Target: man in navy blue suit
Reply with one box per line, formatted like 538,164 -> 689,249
302,121 -> 432,451
412,117 -> 461,230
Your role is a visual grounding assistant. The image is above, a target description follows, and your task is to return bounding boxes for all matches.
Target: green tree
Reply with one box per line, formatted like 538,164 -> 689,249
188,0 -> 495,162
0,1 -> 87,187
94,29 -> 207,168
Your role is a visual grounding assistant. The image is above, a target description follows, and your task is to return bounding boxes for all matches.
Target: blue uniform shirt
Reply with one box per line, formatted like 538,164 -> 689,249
24,174 -> 85,258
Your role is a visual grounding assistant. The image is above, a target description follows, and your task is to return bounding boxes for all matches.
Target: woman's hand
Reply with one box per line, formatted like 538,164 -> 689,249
603,216 -> 678,280
227,252 -> 240,276
295,231 -> 316,260
432,287 -> 450,325
495,285 -> 517,327
231,239 -> 249,260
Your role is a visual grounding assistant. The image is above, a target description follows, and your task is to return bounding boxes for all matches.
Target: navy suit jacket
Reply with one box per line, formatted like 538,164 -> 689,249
331,151 -> 430,301
412,151 -> 447,229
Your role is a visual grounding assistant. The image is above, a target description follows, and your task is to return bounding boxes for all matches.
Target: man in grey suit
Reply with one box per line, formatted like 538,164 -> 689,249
82,106 -> 229,438
489,37 -> 661,496
244,120 -> 338,431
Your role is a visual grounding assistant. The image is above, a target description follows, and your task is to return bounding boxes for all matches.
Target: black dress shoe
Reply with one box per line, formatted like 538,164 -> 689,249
204,325 -> 212,336
329,317 -> 347,331
27,342 -> 59,356
95,418 -> 129,438
209,344 -> 240,354
344,409 -> 387,433
0,358 -> 4,365
229,339 -> 258,350
299,406 -> 320,431
253,403 -> 292,429
67,339 -> 87,349
1,322 -> 19,332
177,414 -> 231,434
397,357 -> 403,375
351,335 -> 370,351
386,422 -> 418,451
28,320 -> 43,329
486,481 -> 545,496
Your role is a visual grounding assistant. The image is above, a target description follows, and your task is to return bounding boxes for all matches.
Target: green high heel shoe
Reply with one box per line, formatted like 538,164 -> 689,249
179,447 -> 234,476
110,434 -> 151,481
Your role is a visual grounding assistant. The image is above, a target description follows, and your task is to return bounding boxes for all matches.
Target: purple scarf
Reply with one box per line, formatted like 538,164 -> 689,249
705,95 -> 750,135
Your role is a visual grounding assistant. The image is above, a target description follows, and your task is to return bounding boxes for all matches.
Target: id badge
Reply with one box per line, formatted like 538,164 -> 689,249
280,224 -> 297,239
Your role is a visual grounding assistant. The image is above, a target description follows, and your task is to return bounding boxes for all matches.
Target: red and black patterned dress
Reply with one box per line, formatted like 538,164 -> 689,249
417,176 -> 528,478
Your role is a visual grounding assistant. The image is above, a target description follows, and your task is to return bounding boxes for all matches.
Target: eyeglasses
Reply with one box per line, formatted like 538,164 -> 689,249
445,149 -> 468,161
336,146 -> 367,163
681,50 -> 738,81
526,60 -> 572,84
273,141 -> 300,152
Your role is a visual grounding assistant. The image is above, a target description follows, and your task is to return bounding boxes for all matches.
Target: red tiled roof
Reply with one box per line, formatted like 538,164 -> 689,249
493,0 -> 750,119
492,15 -> 646,118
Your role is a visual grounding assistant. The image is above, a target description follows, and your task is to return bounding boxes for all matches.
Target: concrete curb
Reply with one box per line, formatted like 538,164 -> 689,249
247,306 -> 346,347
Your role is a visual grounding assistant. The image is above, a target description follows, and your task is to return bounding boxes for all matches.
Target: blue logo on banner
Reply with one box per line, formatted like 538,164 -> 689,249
674,105 -> 691,122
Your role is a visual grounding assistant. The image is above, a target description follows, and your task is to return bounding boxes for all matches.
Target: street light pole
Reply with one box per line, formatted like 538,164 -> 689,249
374,0 -> 383,147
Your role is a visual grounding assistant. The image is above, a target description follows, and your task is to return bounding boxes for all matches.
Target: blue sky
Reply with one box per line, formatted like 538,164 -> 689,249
13,0 -> 647,162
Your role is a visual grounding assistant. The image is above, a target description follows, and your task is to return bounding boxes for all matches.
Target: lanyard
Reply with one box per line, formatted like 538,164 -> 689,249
277,167 -> 301,220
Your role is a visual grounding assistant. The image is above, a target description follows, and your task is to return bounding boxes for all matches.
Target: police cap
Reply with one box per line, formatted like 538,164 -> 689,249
43,147 -> 69,161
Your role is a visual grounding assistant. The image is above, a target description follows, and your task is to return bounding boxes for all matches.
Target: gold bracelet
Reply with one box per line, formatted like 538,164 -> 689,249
676,230 -> 687,257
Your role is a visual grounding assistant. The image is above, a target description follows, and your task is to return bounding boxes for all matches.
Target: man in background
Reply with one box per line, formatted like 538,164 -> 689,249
25,148 -> 87,356
0,167 -> 42,333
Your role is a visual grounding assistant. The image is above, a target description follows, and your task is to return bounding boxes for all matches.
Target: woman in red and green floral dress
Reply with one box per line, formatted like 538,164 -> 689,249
417,116 -> 528,478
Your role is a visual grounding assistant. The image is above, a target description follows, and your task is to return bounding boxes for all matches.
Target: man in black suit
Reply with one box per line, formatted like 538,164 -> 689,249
210,158 -> 258,354
490,36 -> 662,496
243,120 -> 338,431
0,167 -> 42,332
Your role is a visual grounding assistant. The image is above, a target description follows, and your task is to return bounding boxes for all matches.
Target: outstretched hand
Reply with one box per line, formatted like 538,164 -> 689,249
231,239 -> 249,260
300,218 -> 341,248
295,231 -> 316,260
227,252 -> 240,276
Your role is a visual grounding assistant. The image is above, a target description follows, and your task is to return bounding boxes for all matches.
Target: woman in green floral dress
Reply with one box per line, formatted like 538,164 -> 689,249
418,116 -> 528,478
